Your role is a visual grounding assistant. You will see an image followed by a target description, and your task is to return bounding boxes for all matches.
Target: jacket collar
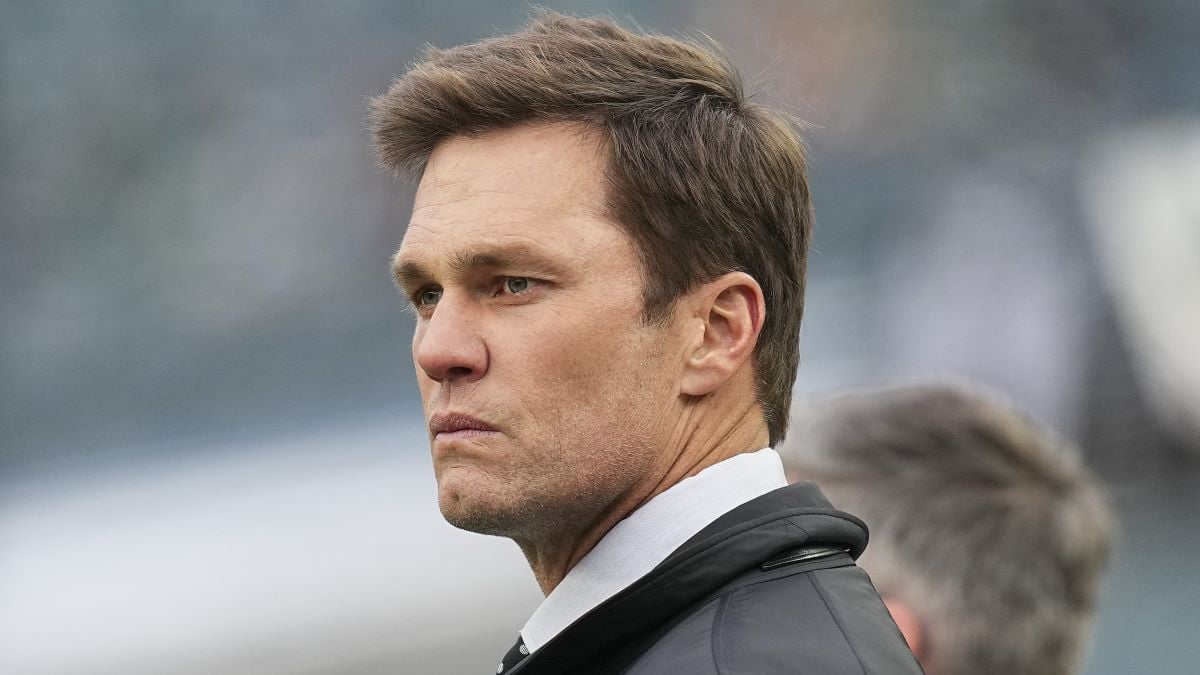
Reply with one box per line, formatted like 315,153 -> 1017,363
511,481 -> 868,674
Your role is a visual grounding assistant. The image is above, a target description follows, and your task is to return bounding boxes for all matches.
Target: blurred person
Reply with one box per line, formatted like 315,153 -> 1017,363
1081,120 -> 1200,451
370,12 -> 921,675
779,384 -> 1113,675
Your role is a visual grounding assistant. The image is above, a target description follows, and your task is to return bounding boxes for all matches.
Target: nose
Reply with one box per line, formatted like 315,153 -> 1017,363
413,292 -> 488,384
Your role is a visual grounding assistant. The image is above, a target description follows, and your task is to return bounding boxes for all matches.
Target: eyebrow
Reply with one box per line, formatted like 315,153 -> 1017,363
391,243 -> 567,290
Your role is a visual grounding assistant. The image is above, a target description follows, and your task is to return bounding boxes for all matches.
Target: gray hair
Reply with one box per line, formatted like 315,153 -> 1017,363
779,383 -> 1113,675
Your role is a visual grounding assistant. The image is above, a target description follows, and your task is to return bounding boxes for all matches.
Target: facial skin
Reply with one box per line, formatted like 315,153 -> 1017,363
392,123 -> 769,593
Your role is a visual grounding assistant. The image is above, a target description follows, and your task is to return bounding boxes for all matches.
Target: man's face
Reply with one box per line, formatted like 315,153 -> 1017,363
393,123 -> 683,540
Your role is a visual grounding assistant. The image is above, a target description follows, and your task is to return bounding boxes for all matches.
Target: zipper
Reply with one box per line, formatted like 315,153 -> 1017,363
760,545 -> 849,571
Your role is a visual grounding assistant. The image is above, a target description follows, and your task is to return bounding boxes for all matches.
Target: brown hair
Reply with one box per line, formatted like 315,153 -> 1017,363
369,11 -> 813,445
779,383 -> 1114,674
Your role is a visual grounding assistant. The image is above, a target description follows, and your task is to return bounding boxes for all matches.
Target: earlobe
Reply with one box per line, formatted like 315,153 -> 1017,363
882,597 -> 924,662
679,272 -> 765,396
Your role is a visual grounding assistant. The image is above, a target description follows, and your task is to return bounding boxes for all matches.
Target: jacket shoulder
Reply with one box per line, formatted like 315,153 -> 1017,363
624,557 -> 923,675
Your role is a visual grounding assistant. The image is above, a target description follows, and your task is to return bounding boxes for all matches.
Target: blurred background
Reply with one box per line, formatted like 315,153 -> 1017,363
2,1 -> 1197,673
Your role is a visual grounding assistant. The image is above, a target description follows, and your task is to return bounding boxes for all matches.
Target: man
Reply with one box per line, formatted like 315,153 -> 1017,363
371,12 -> 921,674
779,384 -> 1113,675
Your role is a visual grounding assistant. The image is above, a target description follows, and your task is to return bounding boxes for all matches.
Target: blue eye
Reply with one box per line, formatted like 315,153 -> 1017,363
504,277 -> 531,294
416,287 -> 442,306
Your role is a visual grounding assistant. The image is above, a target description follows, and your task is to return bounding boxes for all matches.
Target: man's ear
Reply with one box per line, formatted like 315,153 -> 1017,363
680,272 -> 765,397
882,597 -> 925,663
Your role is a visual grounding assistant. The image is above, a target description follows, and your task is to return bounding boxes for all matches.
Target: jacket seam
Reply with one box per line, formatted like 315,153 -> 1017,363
665,509 -> 867,573
729,556 -> 854,593
690,555 -> 854,613
809,572 -> 869,675
709,594 -> 730,675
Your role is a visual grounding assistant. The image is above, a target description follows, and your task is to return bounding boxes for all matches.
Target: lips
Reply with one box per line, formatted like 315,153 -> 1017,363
428,412 -> 500,440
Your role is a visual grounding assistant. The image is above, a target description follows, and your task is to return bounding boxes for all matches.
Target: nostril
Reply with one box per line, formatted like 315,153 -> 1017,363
445,365 -> 474,380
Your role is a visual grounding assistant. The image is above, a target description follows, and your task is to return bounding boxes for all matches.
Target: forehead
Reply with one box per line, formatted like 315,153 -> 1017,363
400,123 -> 617,258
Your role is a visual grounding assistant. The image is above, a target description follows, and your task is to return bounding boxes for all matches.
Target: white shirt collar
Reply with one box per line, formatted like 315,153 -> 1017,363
519,447 -> 787,652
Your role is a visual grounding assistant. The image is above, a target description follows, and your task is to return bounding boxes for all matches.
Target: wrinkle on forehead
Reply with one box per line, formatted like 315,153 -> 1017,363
413,123 -> 611,218
411,192 -> 598,222
399,211 -> 621,273
399,126 -> 621,268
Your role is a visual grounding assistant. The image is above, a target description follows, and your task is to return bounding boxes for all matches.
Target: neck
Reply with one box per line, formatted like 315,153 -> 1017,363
517,392 -> 769,596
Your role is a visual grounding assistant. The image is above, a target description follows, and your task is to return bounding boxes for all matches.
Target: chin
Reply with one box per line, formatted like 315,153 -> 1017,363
436,471 -> 526,536
439,496 -> 528,538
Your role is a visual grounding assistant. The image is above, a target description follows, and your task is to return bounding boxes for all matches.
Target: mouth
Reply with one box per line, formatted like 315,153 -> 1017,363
428,412 -> 501,442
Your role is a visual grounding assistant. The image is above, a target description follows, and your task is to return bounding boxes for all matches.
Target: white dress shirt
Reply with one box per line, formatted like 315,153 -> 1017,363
519,447 -> 788,653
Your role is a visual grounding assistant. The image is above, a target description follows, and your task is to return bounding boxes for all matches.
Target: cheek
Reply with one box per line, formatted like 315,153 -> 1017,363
517,312 -> 638,383
415,377 -> 436,411
511,319 -> 666,423
412,368 -> 439,422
